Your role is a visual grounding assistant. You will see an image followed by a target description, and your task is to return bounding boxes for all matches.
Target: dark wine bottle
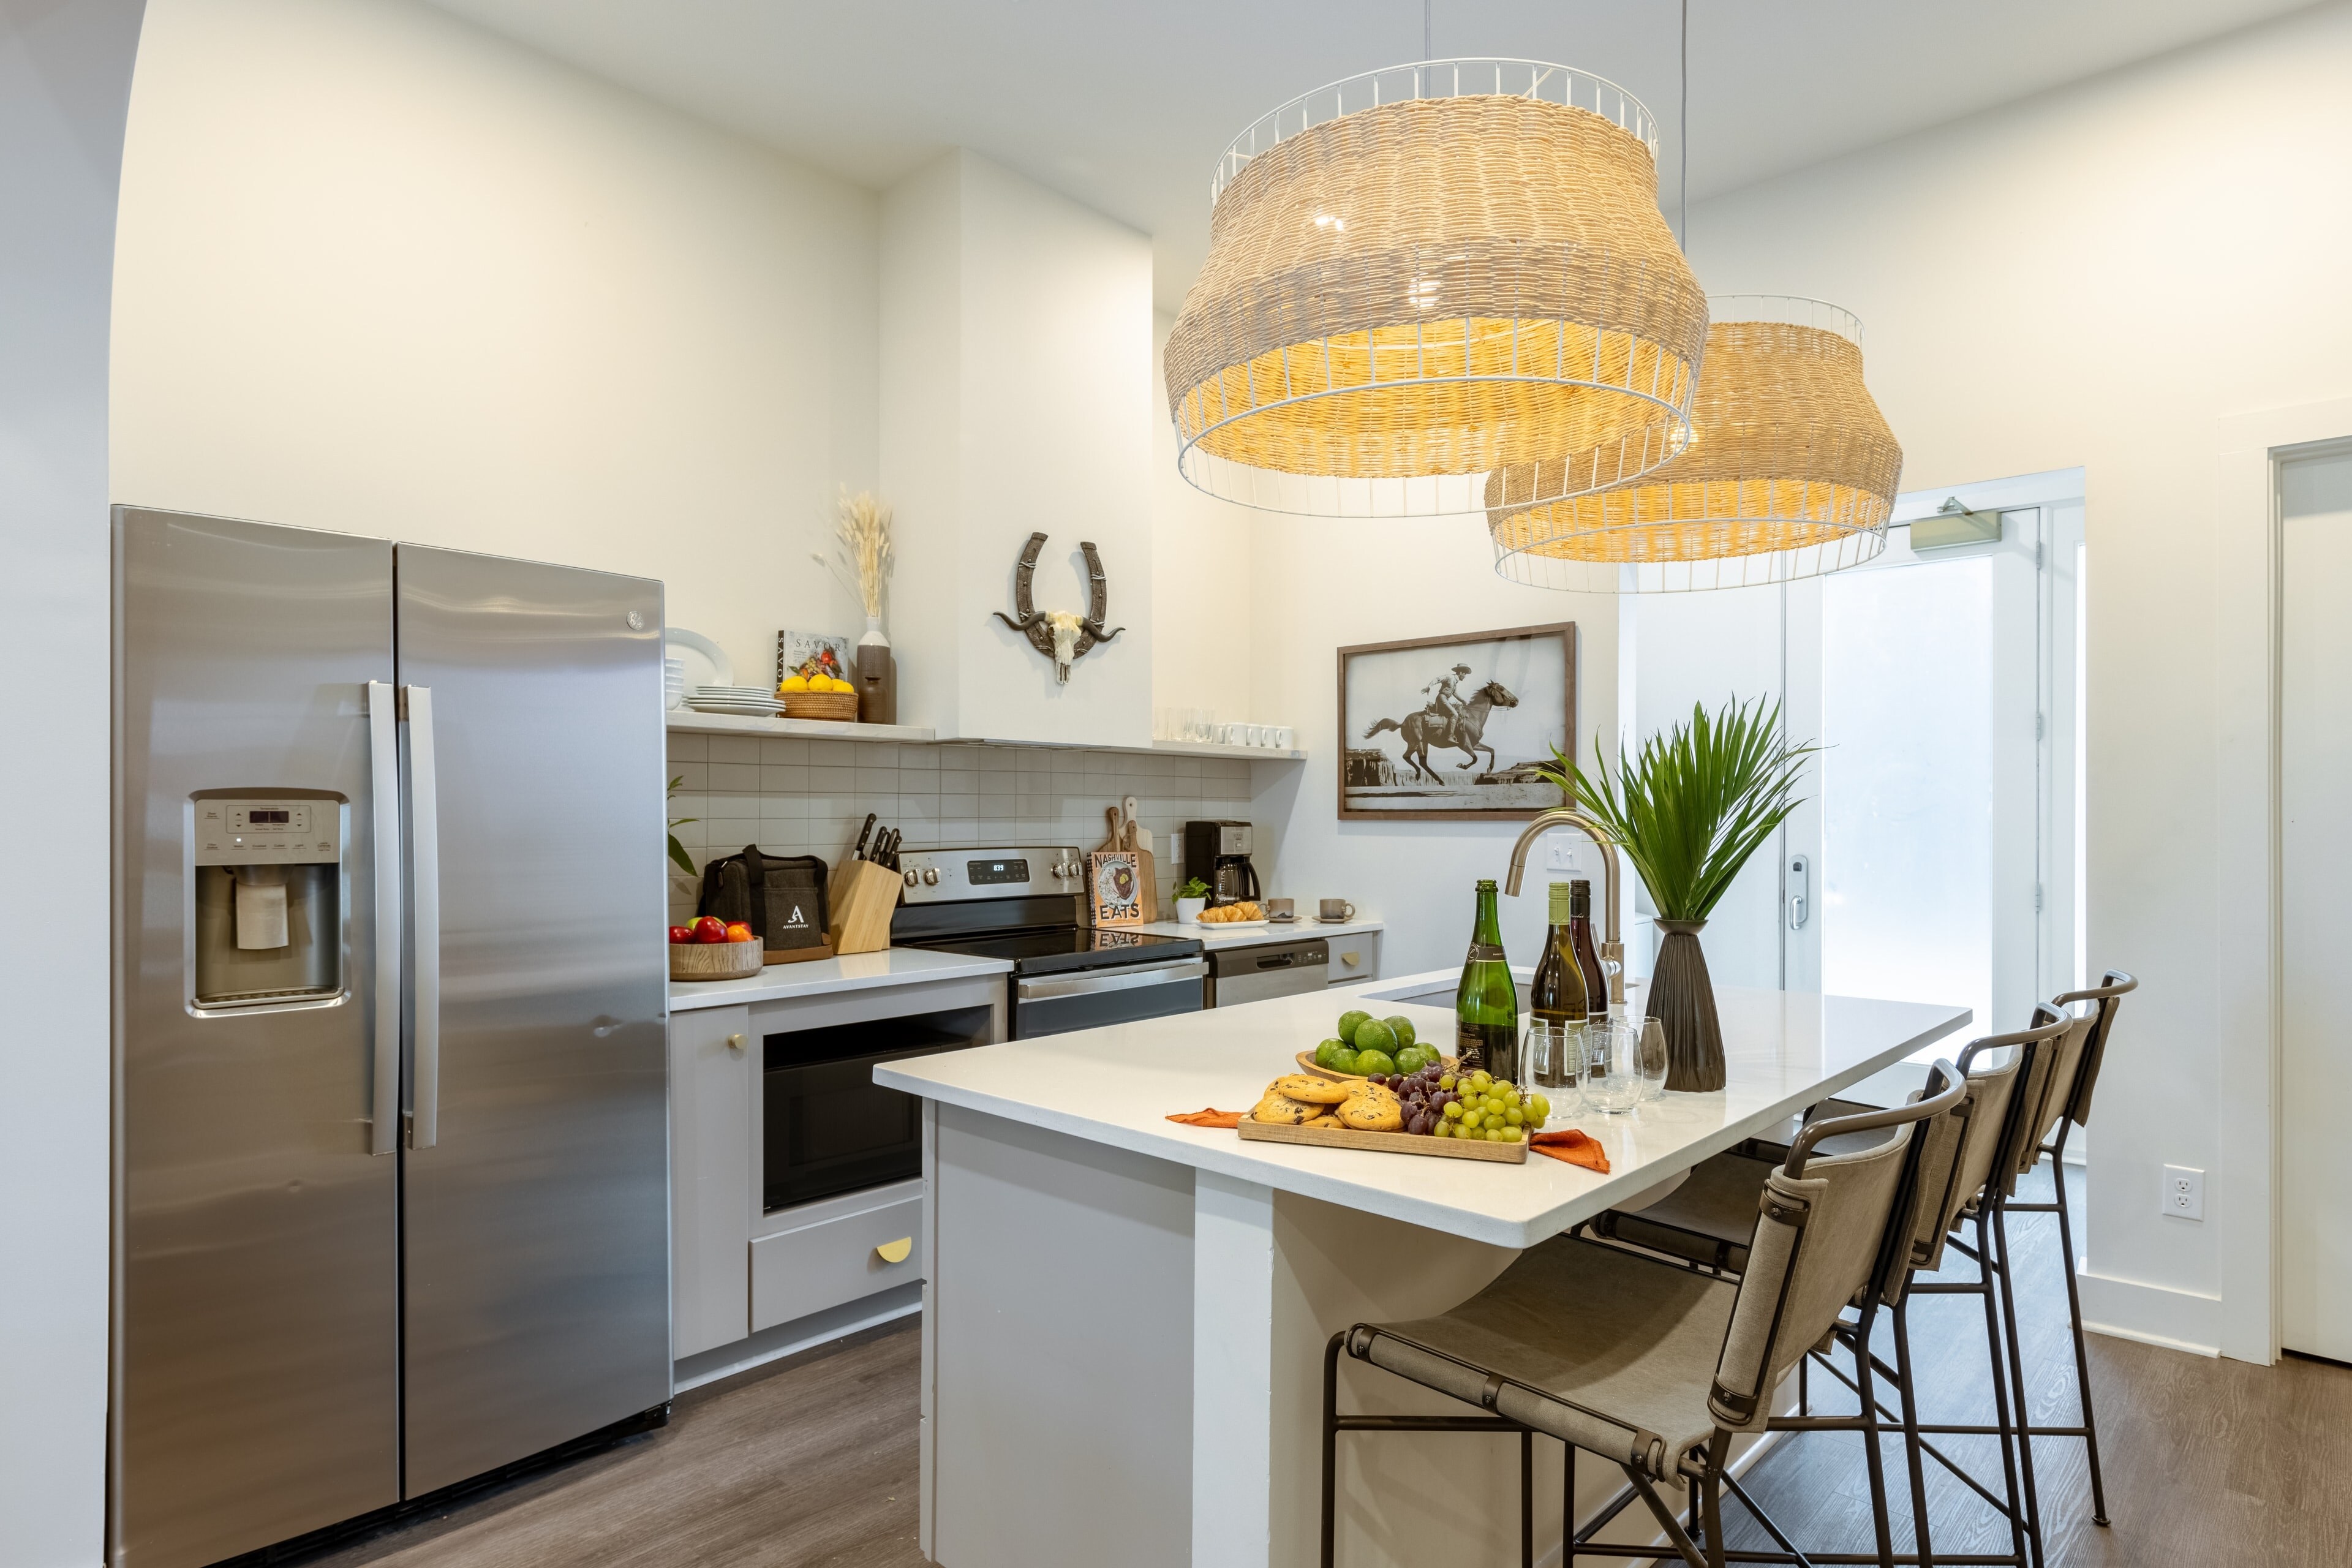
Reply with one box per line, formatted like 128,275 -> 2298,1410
1567,879 -> 1608,1019
1529,881 -> 1590,1027
1456,879 -> 1519,1079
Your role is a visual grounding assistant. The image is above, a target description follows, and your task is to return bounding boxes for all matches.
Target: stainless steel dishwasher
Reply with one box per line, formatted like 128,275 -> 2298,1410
1206,937 -> 1329,1006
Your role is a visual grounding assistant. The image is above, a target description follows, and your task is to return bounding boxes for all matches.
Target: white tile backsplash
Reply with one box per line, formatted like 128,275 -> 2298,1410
666,736 -> 1256,923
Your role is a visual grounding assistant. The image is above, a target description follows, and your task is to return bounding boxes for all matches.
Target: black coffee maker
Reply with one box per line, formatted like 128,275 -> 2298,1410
1182,820 -> 1261,907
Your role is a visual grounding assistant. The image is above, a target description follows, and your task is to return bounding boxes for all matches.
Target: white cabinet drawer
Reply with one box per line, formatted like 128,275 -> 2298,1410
1327,931 -> 1381,982
750,1191 -> 924,1333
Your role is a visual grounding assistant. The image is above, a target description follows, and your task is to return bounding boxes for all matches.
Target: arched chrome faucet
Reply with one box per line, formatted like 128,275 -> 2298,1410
1503,807 -> 1624,1007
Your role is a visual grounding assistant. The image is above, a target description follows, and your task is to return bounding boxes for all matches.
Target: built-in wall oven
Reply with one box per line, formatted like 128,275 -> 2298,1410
763,1005 -> 991,1210
888,845 -> 1207,1040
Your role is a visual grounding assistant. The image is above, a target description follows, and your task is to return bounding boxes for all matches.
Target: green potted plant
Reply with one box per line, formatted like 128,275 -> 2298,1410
1175,876 -> 1210,925
1533,696 -> 1815,1090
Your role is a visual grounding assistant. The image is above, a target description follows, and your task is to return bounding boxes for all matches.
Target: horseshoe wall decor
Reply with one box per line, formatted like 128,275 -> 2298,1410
992,532 -> 1125,684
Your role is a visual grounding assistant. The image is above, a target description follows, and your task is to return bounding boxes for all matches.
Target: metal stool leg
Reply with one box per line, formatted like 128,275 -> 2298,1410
1973,1213 -> 2031,1568
1521,1428 -> 1534,1568
1851,1304 -> 1899,1568
2049,1159 -> 2111,1526
1890,1295 -> 1937,1568
1990,1203 -> 2046,1568
1321,1332 -> 1342,1568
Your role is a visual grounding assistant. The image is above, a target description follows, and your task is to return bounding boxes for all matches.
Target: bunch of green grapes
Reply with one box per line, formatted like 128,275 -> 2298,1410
1428,1068 -> 1550,1143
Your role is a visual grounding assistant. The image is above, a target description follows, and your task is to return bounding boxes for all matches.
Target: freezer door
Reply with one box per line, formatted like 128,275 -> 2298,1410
113,510 -> 400,1568
394,544 -> 670,1494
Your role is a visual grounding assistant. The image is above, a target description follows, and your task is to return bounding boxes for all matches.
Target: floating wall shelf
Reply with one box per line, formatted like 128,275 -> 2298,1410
664,710 -> 1304,763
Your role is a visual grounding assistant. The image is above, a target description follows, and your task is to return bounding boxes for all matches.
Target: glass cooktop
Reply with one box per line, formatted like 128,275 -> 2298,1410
905,925 -> 1202,976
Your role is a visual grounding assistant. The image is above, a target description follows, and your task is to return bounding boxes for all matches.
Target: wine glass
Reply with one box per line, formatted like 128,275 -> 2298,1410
1585,1020 -> 1643,1114
1637,1017 -> 1670,1101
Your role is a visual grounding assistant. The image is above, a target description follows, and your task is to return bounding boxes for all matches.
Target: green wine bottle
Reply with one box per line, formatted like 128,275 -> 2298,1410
1457,879 -> 1519,1080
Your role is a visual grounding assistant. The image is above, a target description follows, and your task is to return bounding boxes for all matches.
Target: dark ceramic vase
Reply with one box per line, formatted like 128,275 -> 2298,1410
1649,918 -> 1725,1091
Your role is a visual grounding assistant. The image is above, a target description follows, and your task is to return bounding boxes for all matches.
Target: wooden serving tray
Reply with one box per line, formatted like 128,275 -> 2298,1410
764,941 -> 835,966
1237,1119 -> 1526,1163
1294,1049 -> 1460,1083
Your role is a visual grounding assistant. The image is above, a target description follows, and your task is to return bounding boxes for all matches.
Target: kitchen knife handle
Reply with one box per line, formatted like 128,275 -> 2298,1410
853,812 -> 876,861
366,682 -> 403,1158
405,685 -> 442,1150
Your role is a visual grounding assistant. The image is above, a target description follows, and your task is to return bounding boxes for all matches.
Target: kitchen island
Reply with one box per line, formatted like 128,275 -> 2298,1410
878,971 -> 1969,1567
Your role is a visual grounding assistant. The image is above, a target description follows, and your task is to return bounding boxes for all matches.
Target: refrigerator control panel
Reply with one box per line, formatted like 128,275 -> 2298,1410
193,797 -> 342,865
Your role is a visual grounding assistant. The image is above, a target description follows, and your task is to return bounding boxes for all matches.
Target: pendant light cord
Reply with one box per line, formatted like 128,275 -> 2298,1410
1679,0 -> 1689,245
1423,0 -> 1432,61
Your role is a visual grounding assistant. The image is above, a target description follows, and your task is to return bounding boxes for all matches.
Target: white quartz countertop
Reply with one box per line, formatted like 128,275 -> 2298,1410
876,970 -> 1970,1249
669,946 -> 1012,1012
1121,915 -> 1383,949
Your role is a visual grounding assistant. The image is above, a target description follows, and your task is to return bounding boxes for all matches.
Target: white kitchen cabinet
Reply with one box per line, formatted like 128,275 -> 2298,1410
668,1003 -> 754,1359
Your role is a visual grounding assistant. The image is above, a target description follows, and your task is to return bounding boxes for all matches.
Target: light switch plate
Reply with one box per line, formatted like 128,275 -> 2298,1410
2162,1164 -> 2204,1221
1545,839 -> 1580,872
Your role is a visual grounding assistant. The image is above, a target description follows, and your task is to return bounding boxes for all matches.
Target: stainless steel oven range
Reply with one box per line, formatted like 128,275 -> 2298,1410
889,845 -> 1206,1038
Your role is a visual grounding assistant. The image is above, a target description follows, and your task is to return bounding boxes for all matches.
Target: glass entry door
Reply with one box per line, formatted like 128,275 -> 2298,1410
1792,482 -> 2077,1051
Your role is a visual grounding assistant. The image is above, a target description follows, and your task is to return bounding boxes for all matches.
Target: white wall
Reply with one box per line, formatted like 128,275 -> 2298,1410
1151,311 -> 1254,725
111,0 -> 880,689
2,4 -> 146,1560
1681,0 -> 2352,1352
881,149 -> 1155,745
1245,514 -> 1621,980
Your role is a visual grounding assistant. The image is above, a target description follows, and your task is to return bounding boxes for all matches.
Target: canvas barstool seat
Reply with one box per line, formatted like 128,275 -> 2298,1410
1321,1066 -> 1968,1568
1584,1013 -> 2071,1568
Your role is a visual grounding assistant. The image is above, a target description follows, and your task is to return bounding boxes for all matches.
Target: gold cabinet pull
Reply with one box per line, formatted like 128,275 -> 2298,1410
726,1032 -> 747,1052
875,1237 -> 913,1265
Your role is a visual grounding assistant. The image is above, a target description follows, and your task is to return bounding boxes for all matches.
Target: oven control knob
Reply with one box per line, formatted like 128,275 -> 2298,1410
902,869 -> 919,887
921,867 -> 940,886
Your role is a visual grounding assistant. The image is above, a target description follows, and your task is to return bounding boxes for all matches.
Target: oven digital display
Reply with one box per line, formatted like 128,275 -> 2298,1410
967,859 -> 1030,886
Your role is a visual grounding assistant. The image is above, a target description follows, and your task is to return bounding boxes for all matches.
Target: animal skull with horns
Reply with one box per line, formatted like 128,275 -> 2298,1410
993,532 -> 1124,683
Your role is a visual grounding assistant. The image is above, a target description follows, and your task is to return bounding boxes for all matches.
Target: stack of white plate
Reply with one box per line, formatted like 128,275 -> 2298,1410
663,657 -> 687,711
687,684 -> 785,716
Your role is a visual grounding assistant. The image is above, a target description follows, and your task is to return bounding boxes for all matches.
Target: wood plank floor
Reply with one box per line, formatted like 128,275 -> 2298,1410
292,1164 -> 2351,1567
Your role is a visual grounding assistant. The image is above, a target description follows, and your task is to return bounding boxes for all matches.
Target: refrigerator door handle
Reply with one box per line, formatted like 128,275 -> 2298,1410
366,681 -> 403,1156
405,684 -> 442,1150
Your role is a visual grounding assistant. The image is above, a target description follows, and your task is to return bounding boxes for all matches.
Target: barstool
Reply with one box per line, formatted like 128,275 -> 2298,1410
1994,971 -> 2135,1540
1587,1012 -> 2072,1567
1320,1067 -> 1968,1568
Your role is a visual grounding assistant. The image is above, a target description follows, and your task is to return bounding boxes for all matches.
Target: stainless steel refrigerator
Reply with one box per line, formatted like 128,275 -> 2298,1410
111,508 -> 671,1568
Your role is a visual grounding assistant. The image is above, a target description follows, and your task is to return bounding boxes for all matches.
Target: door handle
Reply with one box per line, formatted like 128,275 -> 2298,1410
366,682 -> 402,1156
406,685 -> 442,1149
1786,853 -> 1810,931
1255,954 -> 1295,970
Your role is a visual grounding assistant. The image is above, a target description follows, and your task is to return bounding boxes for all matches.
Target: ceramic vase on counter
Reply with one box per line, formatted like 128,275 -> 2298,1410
1175,895 -> 1206,925
856,616 -> 895,725
1649,918 -> 1727,1091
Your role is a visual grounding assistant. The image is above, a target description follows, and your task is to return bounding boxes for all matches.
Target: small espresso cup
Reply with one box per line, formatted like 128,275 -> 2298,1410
1265,897 -> 1295,920
1319,899 -> 1355,922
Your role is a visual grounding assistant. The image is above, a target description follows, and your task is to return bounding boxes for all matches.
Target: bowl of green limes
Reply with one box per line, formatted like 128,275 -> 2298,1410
1298,1008 -> 1452,1080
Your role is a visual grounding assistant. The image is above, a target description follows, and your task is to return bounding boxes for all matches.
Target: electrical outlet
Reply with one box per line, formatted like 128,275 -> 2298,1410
1545,839 -> 1580,872
2162,1164 -> 2204,1221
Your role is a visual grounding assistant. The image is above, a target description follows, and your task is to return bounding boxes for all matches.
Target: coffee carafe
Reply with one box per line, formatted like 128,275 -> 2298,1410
1182,820 -> 1261,907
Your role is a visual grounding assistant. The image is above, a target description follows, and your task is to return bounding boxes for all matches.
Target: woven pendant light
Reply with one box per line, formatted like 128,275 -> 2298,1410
1487,296 -> 1902,592
1164,60 -> 1709,518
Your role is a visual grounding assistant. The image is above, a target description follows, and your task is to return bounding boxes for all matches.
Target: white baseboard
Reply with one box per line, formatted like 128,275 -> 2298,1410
2076,1266 -> 2221,1357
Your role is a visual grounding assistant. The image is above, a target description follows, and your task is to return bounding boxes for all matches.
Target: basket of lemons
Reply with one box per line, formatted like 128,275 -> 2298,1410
779,662 -> 860,722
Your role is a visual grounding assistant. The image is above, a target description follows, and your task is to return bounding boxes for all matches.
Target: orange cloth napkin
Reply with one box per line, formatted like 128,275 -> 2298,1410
1167,1108 -> 1245,1129
1530,1129 -> 1610,1174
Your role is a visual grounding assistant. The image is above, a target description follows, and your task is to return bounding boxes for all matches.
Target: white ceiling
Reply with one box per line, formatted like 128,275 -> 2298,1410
426,0 -> 2316,310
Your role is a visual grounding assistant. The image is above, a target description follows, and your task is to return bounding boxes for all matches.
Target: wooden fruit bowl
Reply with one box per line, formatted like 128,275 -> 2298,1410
781,690 -> 859,722
1295,1049 -> 1460,1082
670,941 -> 764,981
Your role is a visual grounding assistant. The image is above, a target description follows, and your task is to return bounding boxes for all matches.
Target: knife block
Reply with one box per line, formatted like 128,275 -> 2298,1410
827,859 -> 902,956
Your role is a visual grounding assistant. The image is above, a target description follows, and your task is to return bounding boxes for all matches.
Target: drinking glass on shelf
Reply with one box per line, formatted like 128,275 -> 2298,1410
1637,1017 -> 1670,1101
1584,1020 -> 1643,1114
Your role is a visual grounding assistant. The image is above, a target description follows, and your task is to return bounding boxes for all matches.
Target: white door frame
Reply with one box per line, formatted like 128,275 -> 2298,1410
2212,395 -> 2352,1366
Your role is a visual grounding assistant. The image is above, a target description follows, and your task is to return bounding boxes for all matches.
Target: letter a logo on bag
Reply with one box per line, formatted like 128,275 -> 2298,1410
786,903 -> 807,929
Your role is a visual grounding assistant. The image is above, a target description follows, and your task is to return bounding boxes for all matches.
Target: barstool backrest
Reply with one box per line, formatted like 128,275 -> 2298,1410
2042,969 -> 2137,1142
1706,1067 -> 1967,1429
1909,1012 -> 2070,1273
1996,1004 -> 2069,1195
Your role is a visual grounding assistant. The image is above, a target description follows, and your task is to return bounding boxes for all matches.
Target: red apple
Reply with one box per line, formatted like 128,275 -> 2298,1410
692,916 -> 728,944
668,925 -> 693,944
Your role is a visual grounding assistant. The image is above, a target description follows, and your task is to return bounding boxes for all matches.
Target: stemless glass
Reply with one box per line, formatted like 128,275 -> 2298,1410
1526,1018 -> 1572,1095
1585,1020 -> 1643,1114
1637,1017 -> 1670,1101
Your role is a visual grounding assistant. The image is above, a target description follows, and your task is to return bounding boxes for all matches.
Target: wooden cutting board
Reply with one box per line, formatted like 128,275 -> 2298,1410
1235,1120 -> 1526,1163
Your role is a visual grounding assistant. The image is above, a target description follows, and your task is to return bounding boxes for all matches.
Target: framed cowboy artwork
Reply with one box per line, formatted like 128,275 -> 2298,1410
1336,623 -> 1576,821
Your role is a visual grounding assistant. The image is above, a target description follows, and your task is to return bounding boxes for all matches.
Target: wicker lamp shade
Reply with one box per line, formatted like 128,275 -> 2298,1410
1488,296 -> 1902,592
1164,61 -> 1708,518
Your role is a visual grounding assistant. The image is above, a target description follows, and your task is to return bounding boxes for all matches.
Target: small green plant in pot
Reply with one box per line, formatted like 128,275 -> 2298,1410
1533,696 -> 1815,1091
1175,876 -> 1211,925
